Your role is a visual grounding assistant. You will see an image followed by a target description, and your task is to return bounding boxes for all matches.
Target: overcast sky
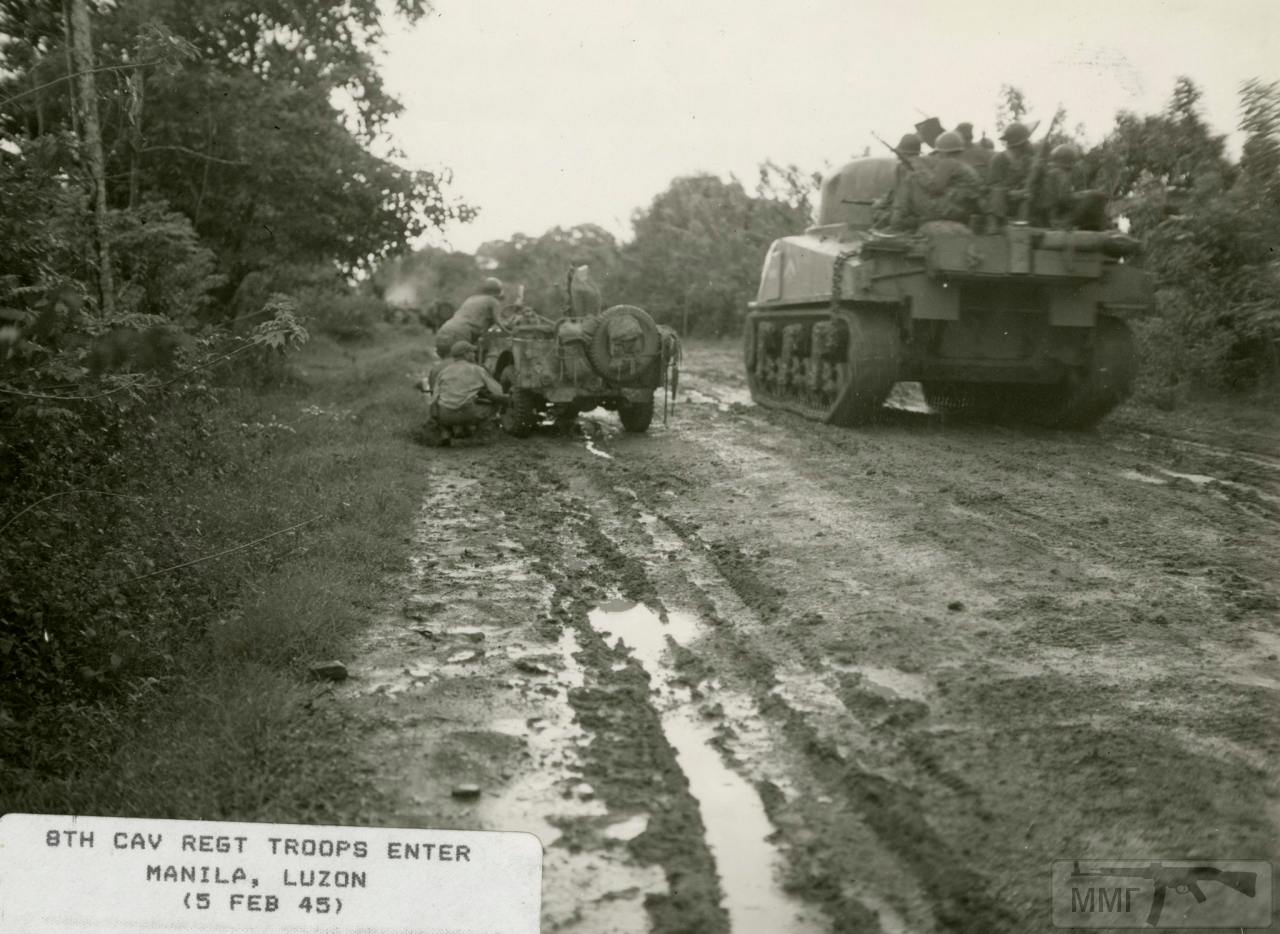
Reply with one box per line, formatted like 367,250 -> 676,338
379,0 -> 1280,252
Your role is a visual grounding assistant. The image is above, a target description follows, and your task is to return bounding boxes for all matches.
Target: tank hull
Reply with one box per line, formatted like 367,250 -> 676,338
746,212 -> 1152,428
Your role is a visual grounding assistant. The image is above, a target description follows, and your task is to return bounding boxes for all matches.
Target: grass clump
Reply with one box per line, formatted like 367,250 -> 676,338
1,324 -> 436,823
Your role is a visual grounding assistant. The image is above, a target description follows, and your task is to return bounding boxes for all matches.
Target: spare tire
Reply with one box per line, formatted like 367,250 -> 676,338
586,305 -> 662,387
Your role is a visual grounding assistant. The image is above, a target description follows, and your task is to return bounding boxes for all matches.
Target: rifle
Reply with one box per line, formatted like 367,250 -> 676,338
872,133 -> 915,173
1018,110 -> 1064,224
1069,861 -> 1257,927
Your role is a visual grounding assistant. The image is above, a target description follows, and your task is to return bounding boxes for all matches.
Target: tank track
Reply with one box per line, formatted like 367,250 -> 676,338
922,315 -> 1137,429
744,305 -> 901,426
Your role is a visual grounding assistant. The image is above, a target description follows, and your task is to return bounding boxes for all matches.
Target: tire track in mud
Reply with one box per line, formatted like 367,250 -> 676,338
584,375 -> 1280,931
569,454 -> 1018,933
334,462 -> 682,934
513,466 -> 732,934
339,441 -> 851,933
335,343 -> 1277,933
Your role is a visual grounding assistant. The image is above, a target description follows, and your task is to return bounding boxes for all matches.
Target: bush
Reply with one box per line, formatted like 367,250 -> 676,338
110,200 -> 224,322
302,291 -> 387,341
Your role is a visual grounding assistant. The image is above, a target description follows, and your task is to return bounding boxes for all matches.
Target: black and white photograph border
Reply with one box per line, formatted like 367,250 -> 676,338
1,1 -> 1278,932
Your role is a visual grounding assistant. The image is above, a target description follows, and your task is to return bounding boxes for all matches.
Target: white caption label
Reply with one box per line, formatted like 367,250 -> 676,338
0,813 -> 541,933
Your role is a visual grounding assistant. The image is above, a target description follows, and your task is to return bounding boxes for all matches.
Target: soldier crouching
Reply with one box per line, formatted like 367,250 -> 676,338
427,341 -> 509,446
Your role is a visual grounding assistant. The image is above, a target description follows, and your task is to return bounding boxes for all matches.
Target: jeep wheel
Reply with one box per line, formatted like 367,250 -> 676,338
550,403 -> 578,433
618,396 -> 655,433
503,389 -> 540,438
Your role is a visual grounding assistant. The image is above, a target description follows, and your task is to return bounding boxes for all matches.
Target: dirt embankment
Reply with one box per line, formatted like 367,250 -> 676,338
329,340 -> 1279,933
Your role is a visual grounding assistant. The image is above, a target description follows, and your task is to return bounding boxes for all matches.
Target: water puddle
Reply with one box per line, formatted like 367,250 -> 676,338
1118,466 -> 1280,509
585,439 -> 614,460
884,381 -> 931,414
1158,467 -> 1217,485
1119,468 -> 1167,485
1135,433 -> 1280,473
475,626 -> 665,934
580,407 -> 621,433
588,600 -> 825,934
831,664 -> 931,703
682,385 -> 756,411
603,814 -> 650,841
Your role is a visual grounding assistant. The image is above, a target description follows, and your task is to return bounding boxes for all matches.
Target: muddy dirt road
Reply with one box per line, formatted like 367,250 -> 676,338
335,341 -> 1278,933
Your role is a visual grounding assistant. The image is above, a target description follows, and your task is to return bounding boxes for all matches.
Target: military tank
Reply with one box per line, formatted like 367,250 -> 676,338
744,157 -> 1154,427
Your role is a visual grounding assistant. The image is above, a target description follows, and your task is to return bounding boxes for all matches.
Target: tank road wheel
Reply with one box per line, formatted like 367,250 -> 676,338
502,388 -> 540,438
922,381 -> 1010,419
746,307 -> 901,425
618,395 -> 655,433
825,307 -> 902,426
1037,316 -> 1137,429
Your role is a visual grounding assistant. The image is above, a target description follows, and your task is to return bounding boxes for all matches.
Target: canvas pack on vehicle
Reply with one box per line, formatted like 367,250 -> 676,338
744,157 -> 1155,427
478,301 -> 680,437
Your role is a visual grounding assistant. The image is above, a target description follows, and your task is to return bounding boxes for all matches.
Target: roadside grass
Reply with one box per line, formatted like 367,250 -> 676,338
3,325 -> 436,823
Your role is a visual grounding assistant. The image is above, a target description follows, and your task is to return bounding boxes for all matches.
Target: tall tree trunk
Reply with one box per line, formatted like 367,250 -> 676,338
66,0 -> 115,317
125,55 -> 145,209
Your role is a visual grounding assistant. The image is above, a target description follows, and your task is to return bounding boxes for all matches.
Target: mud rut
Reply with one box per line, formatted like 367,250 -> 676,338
332,344 -> 1279,934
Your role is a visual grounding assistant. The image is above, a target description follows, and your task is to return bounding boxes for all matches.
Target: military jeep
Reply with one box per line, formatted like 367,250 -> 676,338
477,303 -> 680,437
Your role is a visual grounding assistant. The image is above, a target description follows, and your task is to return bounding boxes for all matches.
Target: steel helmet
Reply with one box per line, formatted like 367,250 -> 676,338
1050,143 -> 1081,167
1000,122 -> 1031,146
450,340 -> 476,359
934,131 -> 965,154
481,277 -> 504,297
896,133 -> 922,156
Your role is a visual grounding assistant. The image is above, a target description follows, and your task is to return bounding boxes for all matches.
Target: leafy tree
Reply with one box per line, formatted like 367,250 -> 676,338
1088,77 -> 1230,228
1091,78 -> 1279,393
0,0 -> 475,309
372,247 -> 482,311
995,83 -> 1029,133
1239,78 -> 1280,190
476,224 -> 623,314
616,169 -> 813,336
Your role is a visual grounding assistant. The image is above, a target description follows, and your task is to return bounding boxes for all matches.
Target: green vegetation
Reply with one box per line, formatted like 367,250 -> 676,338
383,81 -> 1280,401
374,163 -> 815,338
1093,78 -> 1280,401
1,0 -> 1275,820
2,327 -> 433,820
0,1 -> 456,815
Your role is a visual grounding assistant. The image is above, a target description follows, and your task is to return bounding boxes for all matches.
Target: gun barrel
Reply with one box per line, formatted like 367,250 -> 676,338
872,133 -> 913,171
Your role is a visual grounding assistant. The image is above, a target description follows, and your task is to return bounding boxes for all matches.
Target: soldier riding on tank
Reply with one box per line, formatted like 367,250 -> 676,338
1032,143 -> 1108,231
987,121 -> 1034,228
883,131 -> 981,233
871,132 -> 925,230
915,131 -> 982,225
743,117 -> 1154,430
955,121 -> 993,179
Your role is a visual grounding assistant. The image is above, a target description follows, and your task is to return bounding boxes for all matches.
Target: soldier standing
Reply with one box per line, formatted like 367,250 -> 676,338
435,277 -> 504,358
569,264 -> 602,317
986,122 -> 1035,226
